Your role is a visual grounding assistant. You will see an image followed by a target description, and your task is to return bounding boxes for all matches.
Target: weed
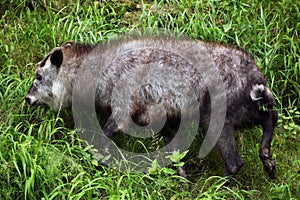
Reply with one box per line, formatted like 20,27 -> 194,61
0,0 -> 299,199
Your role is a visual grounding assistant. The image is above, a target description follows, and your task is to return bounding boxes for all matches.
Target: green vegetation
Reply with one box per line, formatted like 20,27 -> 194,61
1,0 -> 299,199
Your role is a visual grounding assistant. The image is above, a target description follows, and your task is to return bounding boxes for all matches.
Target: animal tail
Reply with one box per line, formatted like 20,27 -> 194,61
250,84 -> 276,109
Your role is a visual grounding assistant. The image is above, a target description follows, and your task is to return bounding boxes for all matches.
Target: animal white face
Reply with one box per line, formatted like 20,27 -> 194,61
25,41 -> 94,110
25,48 -> 64,109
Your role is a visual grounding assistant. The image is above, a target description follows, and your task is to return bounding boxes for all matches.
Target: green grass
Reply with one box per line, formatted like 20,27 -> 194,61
1,0 -> 299,199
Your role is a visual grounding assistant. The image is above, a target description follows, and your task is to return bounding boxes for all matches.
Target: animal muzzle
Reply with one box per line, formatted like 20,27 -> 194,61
25,94 -> 37,106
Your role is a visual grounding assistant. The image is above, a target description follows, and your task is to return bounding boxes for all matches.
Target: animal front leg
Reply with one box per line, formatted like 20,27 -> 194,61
161,118 -> 187,178
103,117 -> 119,138
102,113 -> 132,137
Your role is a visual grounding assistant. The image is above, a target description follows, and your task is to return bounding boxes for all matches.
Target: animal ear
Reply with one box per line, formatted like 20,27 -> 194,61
61,41 -> 74,49
50,49 -> 63,68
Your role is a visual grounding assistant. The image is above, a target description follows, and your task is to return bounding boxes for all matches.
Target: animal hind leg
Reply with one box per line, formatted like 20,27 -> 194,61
216,124 -> 244,176
259,109 -> 278,179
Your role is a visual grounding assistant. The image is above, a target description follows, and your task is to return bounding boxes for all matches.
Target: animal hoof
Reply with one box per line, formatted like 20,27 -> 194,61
259,148 -> 276,179
177,166 -> 187,178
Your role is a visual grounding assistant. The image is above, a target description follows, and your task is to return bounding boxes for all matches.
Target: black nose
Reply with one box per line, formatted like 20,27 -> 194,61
25,96 -> 31,105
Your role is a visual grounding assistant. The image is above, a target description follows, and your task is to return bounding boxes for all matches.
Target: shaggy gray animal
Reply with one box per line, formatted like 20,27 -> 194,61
25,36 -> 278,179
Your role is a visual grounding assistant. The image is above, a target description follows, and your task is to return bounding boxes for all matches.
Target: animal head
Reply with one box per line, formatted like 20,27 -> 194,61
25,41 -> 94,110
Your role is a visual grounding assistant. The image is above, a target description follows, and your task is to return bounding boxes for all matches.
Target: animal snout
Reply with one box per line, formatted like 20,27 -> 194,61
25,95 -> 36,105
25,95 -> 31,105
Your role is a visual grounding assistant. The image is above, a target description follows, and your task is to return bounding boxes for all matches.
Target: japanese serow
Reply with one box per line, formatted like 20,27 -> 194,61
25,36 -> 278,179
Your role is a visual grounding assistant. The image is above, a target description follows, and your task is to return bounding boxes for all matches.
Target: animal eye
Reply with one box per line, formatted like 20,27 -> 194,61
36,74 -> 42,81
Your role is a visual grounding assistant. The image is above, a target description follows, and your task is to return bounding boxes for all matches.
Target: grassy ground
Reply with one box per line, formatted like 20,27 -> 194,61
1,0 -> 299,199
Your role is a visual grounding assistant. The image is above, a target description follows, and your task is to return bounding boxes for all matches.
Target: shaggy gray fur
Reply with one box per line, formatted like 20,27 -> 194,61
25,36 -> 277,179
